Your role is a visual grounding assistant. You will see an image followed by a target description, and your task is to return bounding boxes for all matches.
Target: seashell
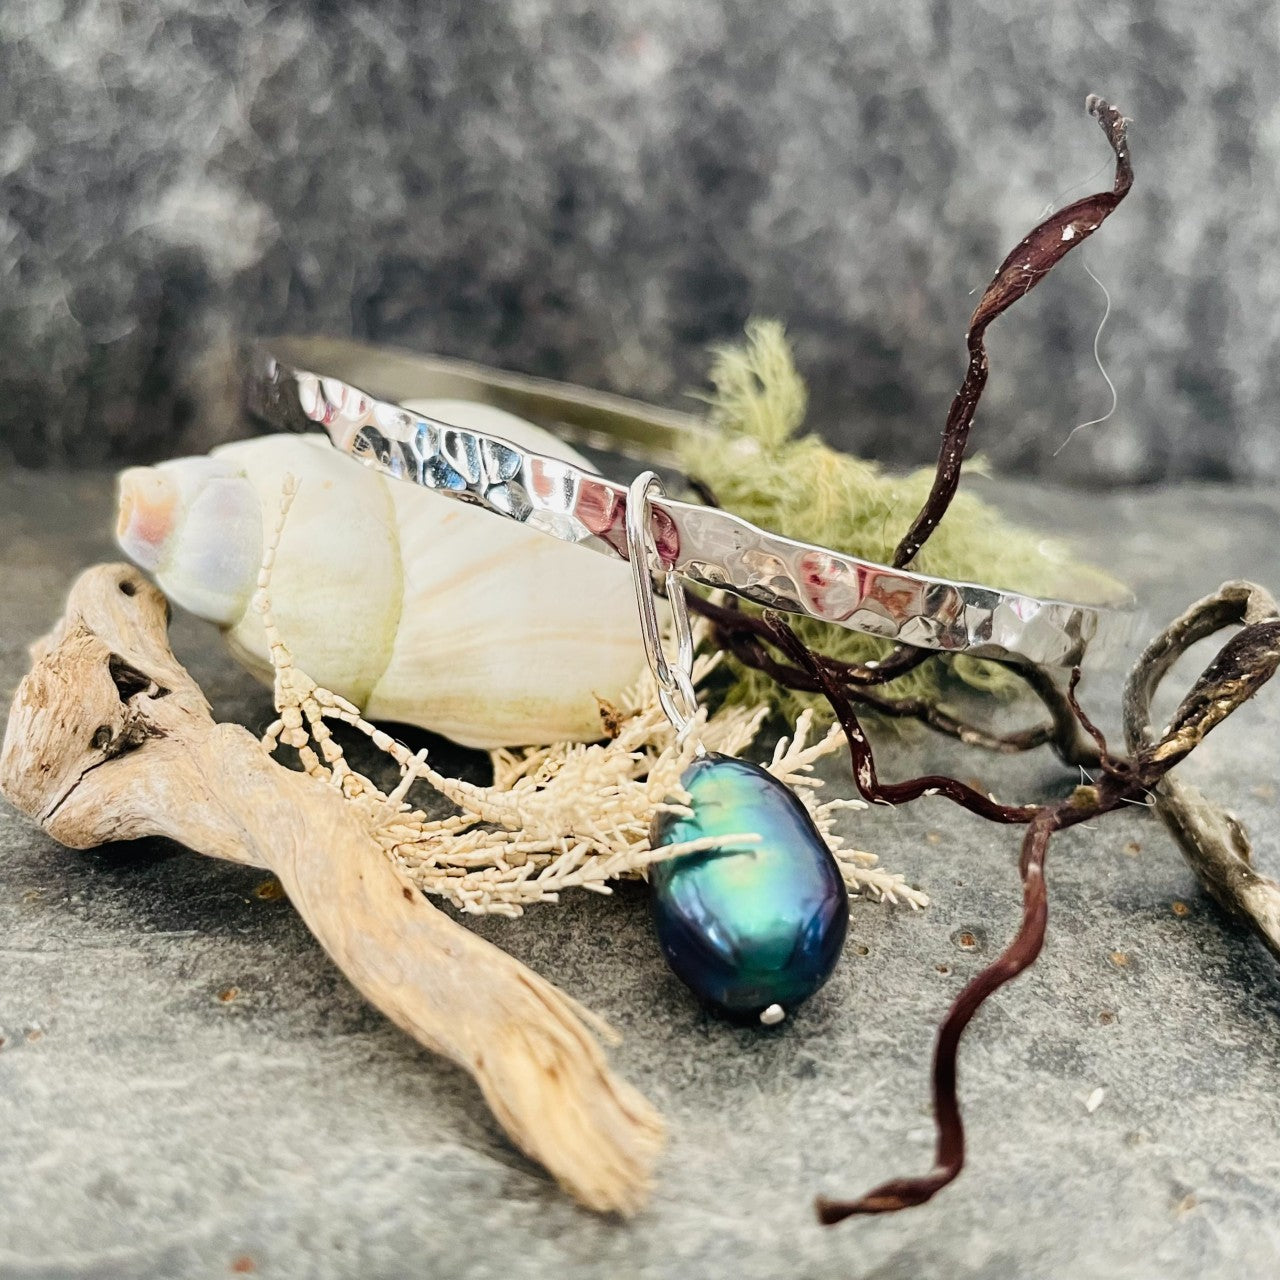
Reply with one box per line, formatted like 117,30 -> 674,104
115,401 -> 649,749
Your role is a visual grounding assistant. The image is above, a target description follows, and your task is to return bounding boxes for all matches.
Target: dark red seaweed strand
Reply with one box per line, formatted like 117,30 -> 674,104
691,589 -> 1104,763
892,96 -> 1134,569
1065,667 -> 1129,777
687,592 -> 933,688
823,680 -> 1066,757
805,592 -> 1280,1222
692,594 -> 1073,754
718,99 -> 1280,1229
765,615 -> 1037,824
819,809 -> 1058,1220
685,100 -> 1135,768
720,615 -> 1072,755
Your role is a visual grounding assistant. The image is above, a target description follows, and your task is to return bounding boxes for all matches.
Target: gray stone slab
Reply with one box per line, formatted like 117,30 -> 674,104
1,468 -> 1279,1279
2,0 -> 1280,484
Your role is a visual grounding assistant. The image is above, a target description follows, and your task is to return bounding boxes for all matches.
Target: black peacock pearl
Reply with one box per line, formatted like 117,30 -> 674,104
649,753 -> 849,1021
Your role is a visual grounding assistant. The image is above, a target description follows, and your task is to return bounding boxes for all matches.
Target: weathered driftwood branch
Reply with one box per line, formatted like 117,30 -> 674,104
1123,581 -> 1280,960
0,564 -> 663,1215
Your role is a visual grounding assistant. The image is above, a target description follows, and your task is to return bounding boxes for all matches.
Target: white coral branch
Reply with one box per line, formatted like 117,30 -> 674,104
255,478 -> 929,918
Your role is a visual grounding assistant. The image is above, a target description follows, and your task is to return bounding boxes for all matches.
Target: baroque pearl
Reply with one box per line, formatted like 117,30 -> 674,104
649,754 -> 849,1021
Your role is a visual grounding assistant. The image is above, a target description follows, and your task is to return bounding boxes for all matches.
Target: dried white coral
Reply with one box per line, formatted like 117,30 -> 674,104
257,478 -> 929,917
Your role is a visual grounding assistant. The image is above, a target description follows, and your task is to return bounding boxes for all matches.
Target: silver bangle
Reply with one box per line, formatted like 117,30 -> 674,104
246,337 -> 1138,669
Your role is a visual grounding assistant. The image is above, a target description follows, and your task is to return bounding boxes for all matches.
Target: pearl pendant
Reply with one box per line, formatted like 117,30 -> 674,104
649,754 -> 849,1022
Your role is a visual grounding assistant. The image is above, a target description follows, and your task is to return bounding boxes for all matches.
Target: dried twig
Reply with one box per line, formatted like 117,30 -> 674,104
1123,582 -> 1280,959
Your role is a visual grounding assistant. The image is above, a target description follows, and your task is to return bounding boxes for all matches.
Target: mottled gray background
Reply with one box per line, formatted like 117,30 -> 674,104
1,0 -> 1278,481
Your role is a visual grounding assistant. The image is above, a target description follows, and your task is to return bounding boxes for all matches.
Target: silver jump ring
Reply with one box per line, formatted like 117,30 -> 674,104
625,471 -> 703,748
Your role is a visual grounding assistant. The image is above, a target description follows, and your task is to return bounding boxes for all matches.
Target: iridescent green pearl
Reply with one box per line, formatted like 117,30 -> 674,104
649,754 -> 849,1021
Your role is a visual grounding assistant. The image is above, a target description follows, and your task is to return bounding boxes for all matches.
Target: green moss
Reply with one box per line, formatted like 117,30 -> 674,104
681,320 -> 1122,719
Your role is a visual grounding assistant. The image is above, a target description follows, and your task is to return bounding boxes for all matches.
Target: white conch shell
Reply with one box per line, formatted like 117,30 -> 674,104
115,401 -> 650,749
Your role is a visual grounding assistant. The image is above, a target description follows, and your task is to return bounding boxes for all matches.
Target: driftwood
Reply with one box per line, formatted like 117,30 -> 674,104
1123,580 -> 1280,960
0,563 -> 663,1215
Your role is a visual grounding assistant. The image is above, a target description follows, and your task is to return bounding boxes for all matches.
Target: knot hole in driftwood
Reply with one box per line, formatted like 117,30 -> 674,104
106,652 -> 167,703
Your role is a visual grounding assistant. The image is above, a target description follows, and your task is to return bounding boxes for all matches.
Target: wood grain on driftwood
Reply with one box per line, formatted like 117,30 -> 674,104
0,563 -> 663,1214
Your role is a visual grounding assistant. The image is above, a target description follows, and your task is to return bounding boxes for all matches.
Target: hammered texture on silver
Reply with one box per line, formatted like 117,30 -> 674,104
248,347 -> 1138,669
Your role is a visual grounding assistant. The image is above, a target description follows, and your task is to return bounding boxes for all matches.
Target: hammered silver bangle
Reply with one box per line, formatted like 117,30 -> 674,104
246,337 -> 1138,670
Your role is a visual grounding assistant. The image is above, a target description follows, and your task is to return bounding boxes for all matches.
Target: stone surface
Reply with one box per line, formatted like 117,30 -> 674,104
1,467 -> 1279,1279
2,0 -> 1279,483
